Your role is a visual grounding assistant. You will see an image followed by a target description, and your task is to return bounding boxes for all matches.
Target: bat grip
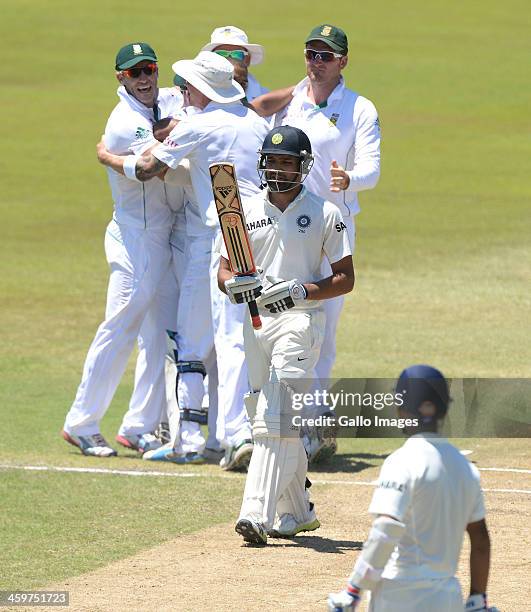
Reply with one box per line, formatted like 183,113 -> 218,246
248,300 -> 262,330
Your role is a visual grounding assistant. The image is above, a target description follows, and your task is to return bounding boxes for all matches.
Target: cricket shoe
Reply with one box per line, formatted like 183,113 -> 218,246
143,443 -> 205,464
61,430 -> 117,457
203,446 -> 224,462
268,508 -> 320,538
155,421 -> 171,445
115,432 -> 162,454
235,518 -> 267,545
219,439 -> 254,471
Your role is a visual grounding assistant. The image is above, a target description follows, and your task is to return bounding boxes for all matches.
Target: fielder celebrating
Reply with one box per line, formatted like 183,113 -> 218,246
327,365 -> 497,612
218,126 -> 354,543
96,51 -> 270,469
63,43 -> 183,457
252,24 -> 381,463
201,25 -> 268,102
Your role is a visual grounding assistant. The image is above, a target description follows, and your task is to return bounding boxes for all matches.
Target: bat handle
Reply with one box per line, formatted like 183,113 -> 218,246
248,300 -> 262,330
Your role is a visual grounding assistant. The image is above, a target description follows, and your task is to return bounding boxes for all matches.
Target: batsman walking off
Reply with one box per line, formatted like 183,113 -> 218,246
218,125 -> 354,543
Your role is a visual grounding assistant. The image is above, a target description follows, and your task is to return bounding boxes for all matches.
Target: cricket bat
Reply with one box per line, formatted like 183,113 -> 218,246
209,162 -> 262,330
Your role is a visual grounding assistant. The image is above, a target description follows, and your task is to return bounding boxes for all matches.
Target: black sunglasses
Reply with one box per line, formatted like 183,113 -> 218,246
304,48 -> 343,63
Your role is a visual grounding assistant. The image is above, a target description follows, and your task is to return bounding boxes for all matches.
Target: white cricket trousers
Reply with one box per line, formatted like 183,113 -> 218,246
315,215 -> 355,381
210,239 -> 251,448
239,309 -> 325,528
64,220 -> 172,436
170,231 -> 218,453
369,576 -> 463,611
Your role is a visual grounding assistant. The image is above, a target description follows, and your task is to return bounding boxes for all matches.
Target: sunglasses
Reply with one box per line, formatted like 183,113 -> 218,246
121,62 -> 157,78
214,49 -> 249,62
304,48 -> 343,63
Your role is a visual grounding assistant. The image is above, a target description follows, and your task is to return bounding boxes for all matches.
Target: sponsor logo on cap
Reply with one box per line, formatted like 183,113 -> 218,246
133,44 -> 143,55
321,25 -> 332,36
271,133 -> 283,145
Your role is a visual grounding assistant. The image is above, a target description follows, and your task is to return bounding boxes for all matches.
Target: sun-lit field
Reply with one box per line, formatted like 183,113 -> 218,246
1,1 -> 530,610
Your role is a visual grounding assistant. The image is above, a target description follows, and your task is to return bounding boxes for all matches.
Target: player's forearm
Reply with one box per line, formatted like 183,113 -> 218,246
469,538 -> 490,594
250,86 -> 295,117
97,147 -> 126,175
304,269 -> 354,301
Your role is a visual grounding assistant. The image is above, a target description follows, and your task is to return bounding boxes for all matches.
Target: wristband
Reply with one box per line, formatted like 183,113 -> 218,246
123,155 -> 141,182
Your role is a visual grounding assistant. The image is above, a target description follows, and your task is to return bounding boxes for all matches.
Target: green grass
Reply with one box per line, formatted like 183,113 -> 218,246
0,0 -> 530,592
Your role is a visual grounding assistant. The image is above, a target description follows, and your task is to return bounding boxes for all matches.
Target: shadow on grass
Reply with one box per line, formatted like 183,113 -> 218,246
309,452 -> 390,474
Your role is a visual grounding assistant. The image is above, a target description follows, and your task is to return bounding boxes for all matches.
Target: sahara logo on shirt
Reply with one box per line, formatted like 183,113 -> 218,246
296,214 -> 312,233
247,217 -> 274,232
377,480 -> 406,493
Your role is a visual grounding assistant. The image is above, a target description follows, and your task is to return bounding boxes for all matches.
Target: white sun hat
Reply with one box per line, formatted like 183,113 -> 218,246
201,26 -> 265,66
172,51 -> 245,104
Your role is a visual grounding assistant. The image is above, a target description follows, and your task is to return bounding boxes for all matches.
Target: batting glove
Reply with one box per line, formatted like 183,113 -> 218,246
327,585 -> 361,611
225,274 -> 262,305
464,594 -> 500,612
258,278 -> 307,314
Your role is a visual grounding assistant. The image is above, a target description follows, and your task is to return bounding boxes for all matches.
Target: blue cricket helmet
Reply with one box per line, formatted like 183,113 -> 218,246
396,365 -> 450,422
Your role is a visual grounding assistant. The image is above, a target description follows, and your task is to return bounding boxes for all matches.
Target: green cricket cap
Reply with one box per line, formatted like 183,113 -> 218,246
173,74 -> 186,88
305,24 -> 348,54
115,42 -> 157,70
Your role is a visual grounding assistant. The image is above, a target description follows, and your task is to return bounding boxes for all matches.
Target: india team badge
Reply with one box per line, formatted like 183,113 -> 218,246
296,214 -> 311,233
271,133 -> 283,145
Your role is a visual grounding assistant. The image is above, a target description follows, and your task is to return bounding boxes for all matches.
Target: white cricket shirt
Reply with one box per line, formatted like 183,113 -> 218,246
221,186 -> 352,312
368,433 -> 486,581
153,101 -> 270,228
277,77 -> 380,217
104,86 -> 184,229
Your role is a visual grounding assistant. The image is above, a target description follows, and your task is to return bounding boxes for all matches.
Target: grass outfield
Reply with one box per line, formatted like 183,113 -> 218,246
1,0 -> 530,596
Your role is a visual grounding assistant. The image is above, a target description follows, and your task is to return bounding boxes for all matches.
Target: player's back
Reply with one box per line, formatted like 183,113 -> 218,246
370,433 -> 484,581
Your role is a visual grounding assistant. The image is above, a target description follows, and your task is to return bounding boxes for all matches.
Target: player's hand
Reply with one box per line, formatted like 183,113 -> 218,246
330,160 -> 350,192
96,137 -> 110,165
225,274 -> 262,305
464,594 -> 500,611
257,277 -> 307,313
327,588 -> 361,611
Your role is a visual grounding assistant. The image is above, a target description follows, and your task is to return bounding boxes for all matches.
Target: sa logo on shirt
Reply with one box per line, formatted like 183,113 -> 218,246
335,221 -> 347,232
296,214 -> 312,233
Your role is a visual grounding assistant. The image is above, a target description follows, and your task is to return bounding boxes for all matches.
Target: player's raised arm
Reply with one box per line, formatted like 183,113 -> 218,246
250,85 -> 295,117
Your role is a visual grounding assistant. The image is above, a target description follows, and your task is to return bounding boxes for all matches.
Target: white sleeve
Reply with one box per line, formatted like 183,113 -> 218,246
368,452 -> 412,521
128,122 -> 158,156
322,203 -> 352,264
152,120 -> 204,169
346,97 -> 381,193
468,464 -> 486,523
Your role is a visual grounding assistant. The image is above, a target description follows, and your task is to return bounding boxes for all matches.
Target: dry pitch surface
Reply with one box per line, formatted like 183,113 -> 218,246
16,451 -> 530,612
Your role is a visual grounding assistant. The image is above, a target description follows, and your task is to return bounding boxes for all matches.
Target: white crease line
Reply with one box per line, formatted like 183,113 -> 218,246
0,464 -> 530,495
479,467 -> 531,474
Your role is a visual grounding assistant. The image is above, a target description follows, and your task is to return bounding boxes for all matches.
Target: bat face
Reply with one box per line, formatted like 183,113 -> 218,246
210,163 -> 256,275
210,162 -> 262,330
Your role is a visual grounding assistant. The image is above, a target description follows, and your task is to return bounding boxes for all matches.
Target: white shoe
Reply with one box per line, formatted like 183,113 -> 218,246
219,440 -> 253,471
115,432 -> 162,454
62,430 -> 117,457
268,508 -> 320,538
235,518 -> 267,544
